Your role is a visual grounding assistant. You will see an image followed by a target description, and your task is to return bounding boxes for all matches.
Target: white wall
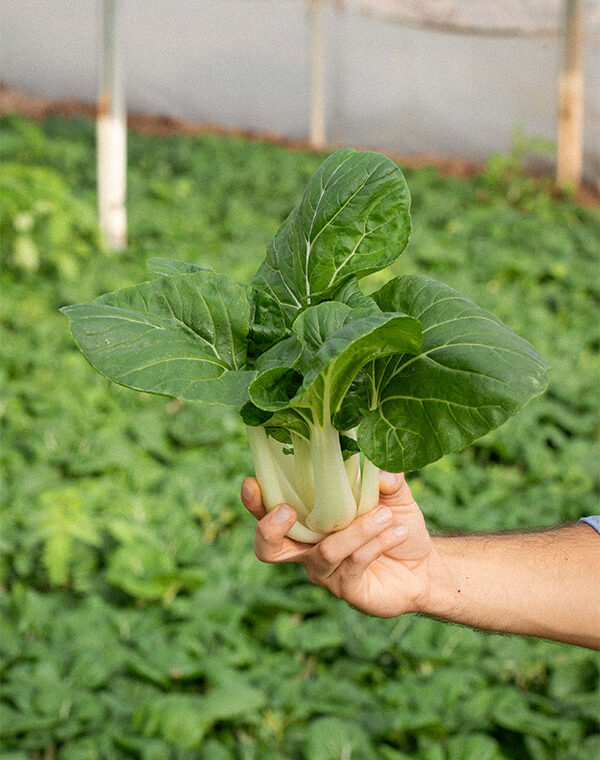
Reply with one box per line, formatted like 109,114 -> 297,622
1,0 -> 598,178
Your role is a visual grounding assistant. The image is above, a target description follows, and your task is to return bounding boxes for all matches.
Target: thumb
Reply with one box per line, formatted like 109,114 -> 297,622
379,472 -> 415,507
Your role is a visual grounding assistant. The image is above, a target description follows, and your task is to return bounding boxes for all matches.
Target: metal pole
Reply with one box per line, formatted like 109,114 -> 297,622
556,0 -> 584,189
97,0 -> 127,249
308,0 -> 326,149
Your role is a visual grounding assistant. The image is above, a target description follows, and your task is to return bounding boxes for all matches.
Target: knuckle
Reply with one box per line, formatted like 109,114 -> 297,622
254,529 -> 279,563
255,520 -> 271,542
348,548 -> 366,566
255,517 -> 281,544
304,564 -> 321,585
316,540 -> 338,566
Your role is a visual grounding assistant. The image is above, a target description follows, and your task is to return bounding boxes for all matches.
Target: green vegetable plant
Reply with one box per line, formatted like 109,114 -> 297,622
62,148 -> 548,542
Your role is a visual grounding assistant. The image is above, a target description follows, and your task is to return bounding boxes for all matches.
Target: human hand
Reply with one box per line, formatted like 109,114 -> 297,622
242,474 -> 600,645
240,472 -> 435,617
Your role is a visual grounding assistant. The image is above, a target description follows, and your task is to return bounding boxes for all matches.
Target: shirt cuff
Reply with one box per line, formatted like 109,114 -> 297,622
579,516 -> 600,535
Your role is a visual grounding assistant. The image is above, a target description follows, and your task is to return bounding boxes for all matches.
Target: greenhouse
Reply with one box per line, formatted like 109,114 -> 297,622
1,2 -> 599,759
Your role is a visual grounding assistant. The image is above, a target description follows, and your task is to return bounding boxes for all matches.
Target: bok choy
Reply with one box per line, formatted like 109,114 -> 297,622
61,148 -> 548,542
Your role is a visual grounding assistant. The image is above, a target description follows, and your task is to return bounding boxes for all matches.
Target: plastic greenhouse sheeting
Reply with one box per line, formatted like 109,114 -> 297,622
1,0 -> 598,178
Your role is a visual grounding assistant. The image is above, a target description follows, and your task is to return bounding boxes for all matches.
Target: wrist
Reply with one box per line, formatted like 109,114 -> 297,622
413,537 -> 464,619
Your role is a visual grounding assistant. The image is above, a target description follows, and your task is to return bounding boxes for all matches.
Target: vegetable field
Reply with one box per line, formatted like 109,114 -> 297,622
1,114 -> 599,760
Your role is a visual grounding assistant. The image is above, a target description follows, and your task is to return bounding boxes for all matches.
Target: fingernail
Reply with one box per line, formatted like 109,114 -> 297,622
392,525 -> 408,537
380,471 -> 399,487
273,505 -> 293,523
372,506 -> 392,523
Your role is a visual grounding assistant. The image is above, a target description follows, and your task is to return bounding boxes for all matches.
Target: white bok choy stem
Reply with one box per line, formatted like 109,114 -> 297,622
357,456 -> 381,516
343,428 -> 361,504
344,452 -> 361,505
266,434 -> 295,487
290,432 -> 315,510
304,418 -> 358,534
245,425 -> 326,543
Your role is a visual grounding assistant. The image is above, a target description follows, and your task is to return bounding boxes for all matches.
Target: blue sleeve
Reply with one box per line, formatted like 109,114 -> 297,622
579,516 -> 600,534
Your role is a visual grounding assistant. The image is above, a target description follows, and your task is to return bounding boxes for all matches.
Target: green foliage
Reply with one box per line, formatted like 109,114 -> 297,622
0,158 -> 100,278
1,114 -> 598,759
61,149 -> 548,540
482,126 -> 556,208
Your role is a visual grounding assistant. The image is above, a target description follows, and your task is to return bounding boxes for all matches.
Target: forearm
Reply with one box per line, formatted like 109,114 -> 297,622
421,524 -> 600,649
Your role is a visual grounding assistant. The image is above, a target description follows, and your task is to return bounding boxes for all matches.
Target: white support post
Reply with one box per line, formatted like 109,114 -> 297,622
97,0 -> 127,250
556,0 -> 584,190
308,0 -> 326,149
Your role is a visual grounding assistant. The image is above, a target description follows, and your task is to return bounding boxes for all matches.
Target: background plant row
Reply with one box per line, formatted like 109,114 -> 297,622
1,114 -> 599,759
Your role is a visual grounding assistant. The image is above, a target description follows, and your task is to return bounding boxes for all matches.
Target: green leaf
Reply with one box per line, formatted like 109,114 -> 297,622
249,366 -> 304,412
239,400 -> 274,426
445,734 -> 505,760
53,737 -> 106,760
250,302 -> 421,424
340,434 -> 361,459
38,487 -> 101,587
0,705 -> 62,737
304,716 -> 375,760
250,147 -> 411,351
300,311 -> 422,421
146,257 -> 207,277
248,287 -> 291,358
490,689 -> 559,738
133,694 -> 210,749
333,277 -> 382,316
133,675 -> 265,750
199,739 -> 234,760
61,270 -> 256,405
294,301 -> 353,357
113,735 -> 172,760
254,333 -> 302,372
274,614 -> 346,653
358,275 -> 549,471
106,544 -> 204,601
572,736 -> 600,760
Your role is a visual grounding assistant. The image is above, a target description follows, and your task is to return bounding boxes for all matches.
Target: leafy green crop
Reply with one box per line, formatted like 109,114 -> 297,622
1,114 -> 598,760
62,149 -> 548,541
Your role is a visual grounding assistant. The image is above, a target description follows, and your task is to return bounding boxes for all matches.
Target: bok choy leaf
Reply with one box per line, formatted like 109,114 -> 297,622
61,148 -> 548,542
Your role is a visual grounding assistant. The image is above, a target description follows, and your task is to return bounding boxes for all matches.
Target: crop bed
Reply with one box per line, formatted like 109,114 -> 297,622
1,114 -> 599,759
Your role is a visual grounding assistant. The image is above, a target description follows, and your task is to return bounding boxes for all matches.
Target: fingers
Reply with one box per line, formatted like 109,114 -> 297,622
307,505 -> 405,581
240,478 -> 311,563
241,472 -> 418,580
243,472 -> 413,516
254,504 -> 312,564
379,471 -> 402,496
339,524 -> 408,586
378,471 -> 416,508
240,477 -> 266,519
